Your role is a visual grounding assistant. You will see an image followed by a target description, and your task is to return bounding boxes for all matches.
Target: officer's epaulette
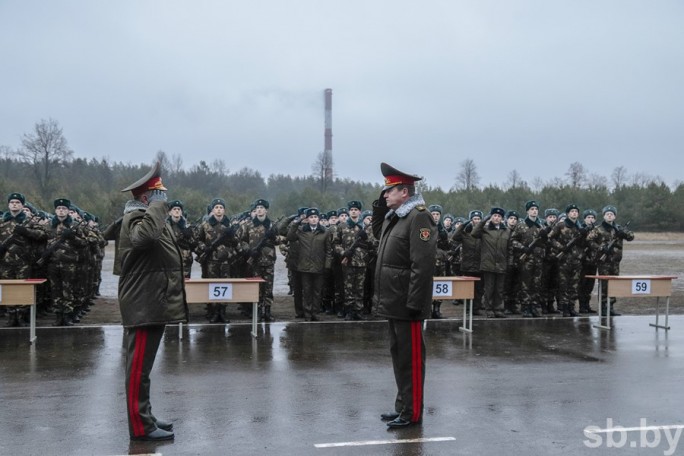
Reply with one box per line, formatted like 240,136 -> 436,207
416,205 -> 427,212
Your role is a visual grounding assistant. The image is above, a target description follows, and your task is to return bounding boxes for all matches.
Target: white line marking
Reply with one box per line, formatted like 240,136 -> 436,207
588,425 -> 684,434
315,437 -> 456,448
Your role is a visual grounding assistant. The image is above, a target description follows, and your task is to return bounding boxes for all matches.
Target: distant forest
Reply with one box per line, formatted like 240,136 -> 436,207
1,119 -> 682,231
1,152 -> 681,232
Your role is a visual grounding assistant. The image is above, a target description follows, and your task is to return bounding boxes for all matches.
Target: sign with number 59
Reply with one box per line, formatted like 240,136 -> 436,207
632,280 -> 651,295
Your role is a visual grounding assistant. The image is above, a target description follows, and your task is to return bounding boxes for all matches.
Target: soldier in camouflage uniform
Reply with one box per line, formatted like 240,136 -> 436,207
332,207 -> 348,317
360,210 -> 379,316
587,205 -> 635,316
321,210 -> 339,314
453,210 -> 484,314
548,204 -> 593,317
540,208 -> 561,314
429,204 -> 448,318
578,209 -> 599,313
503,210 -> 521,314
196,198 -> 239,323
510,201 -> 549,317
0,193 -> 48,326
167,200 -> 196,278
333,200 -> 371,320
68,206 -> 96,322
237,199 -> 284,322
45,198 -> 88,326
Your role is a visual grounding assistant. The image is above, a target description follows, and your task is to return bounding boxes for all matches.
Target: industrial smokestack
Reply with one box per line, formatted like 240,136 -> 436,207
324,88 -> 333,181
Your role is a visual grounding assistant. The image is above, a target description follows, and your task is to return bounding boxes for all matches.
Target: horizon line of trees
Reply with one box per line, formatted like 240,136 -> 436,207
1,119 -> 682,231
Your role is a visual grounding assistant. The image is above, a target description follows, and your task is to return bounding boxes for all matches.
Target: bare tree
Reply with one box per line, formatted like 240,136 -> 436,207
611,166 -> 628,189
453,158 -> 480,191
311,150 -> 334,192
565,162 -> 586,189
18,118 -> 73,198
169,153 -> 184,175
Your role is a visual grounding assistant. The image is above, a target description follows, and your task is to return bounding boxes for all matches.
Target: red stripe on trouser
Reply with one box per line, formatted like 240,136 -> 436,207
128,329 -> 148,436
411,321 -> 423,422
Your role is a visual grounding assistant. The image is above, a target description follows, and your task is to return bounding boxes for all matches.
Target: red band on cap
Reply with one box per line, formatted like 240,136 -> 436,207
384,175 -> 415,187
132,177 -> 167,197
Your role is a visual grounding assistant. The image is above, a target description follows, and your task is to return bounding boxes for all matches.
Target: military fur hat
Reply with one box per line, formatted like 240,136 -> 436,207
544,208 -> 560,217
168,200 -> 184,210
525,200 -> 539,211
305,208 -> 320,217
337,207 -> 349,216
320,213 -> 328,220
254,198 -> 269,209
298,207 -> 309,216
347,200 -> 363,210
443,213 -> 454,222
455,217 -> 467,224
506,210 -> 520,219
7,192 -> 26,205
326,210 -> 338,218
428,204 -> 443,214
468,210 -> 483,220
582,209 -> 597,219
565,203 -> 579,214
54,198 -> 71,209
602,205 -> 617,216
121,160 -> 167,196
361,210 -> 372,220
210,198 -> 226,209
490,207 -> 506,217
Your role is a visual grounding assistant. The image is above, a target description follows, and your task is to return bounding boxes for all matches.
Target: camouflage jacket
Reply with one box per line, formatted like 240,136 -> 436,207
587,221 -> 634,264
548,218 -> 587,266
333,218 -> 371,267
510,217 -> 547,265
46,216 -> 88,264
237,216 -> 284,268
196,215 -> 239,264
168,216 -> 196,268
0,211 -> 48,267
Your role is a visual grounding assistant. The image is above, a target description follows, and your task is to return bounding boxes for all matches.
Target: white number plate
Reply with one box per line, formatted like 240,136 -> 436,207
632,280 -> 651,295
209,283 -> 233,300
433,281 -> 452,297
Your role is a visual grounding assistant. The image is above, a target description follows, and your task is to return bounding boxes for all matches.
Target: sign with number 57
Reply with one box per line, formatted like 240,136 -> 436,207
209,283 -> 233,300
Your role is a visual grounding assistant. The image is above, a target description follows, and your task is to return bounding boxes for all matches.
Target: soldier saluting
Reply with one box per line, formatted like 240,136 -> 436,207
373,162 -> 436,429
118,161 -> 188,441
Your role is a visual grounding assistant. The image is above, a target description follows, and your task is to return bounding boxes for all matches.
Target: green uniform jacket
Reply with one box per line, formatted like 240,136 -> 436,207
118,201 -> 189,328
472,220 -> 510,274
372,195 -> 437,320
287,222 -> 333,273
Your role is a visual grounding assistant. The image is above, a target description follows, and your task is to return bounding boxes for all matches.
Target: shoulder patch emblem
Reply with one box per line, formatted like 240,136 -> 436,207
419,228 -> 431,241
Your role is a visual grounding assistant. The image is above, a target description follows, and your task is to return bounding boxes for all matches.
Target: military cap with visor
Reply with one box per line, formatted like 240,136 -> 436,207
380,162 -> 422,191
121,160 -> 167,197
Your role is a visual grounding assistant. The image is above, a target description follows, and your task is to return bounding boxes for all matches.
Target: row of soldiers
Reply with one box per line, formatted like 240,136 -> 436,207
0,193 -> 106,327
428,200 -> 634,318
152,198 -> 380,323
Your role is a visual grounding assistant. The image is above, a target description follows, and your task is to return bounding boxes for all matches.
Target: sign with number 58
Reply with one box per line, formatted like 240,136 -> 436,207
433,281 -> 452,297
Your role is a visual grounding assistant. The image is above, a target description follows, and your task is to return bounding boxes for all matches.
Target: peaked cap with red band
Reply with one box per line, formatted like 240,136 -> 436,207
381,162 -> 423,191
121,160 -> 167,197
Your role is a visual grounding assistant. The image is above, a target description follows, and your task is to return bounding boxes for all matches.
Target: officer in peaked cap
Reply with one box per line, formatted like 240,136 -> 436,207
373,162 -> 435,429
118,160 -> 187,442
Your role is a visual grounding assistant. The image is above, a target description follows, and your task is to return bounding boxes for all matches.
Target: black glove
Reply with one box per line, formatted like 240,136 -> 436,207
250,248 -> 260,259
524,245 -> 533,254
266,229 -> 277,241
539,229 -> 549,240
438,228 -> 447,241
0,245 -> 7,257
376,190 -> 388,208
579,225 -> 591,236
407,308 -> 422,319
343,249 -> 354,259
356,229 -> 368,241
13,225 -> 29,236
62,228 -> 75,240
617,230 -> 629,240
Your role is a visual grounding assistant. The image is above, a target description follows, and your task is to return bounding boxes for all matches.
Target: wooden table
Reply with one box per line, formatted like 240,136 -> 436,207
432,276 -> 480,333
184,278 -> 265,338
0,279 -> 47,343
586,275 -> 678,330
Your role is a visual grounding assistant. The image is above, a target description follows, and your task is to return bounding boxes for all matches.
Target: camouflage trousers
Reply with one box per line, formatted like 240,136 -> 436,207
252,263 -> 274,308
579,263 -> 598,308
47,261 -> 78,315
518,259 -> 543,313
343,265 -> 366,313
557,261 -> 581,312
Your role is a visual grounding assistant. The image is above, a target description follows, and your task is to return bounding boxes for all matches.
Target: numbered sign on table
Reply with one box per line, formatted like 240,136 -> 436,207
209,283 -> 233,300
632,279 -> 651,295
433,281 -> 452,298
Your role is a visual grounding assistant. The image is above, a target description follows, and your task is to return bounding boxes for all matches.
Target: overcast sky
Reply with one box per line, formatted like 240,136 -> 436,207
1,1 -> 682,190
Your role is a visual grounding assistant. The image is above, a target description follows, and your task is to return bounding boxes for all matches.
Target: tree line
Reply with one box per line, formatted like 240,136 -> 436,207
1,119 -> 682,231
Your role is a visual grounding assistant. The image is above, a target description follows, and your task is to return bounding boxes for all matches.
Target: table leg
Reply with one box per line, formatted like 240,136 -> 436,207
251,302 -> 258,338
459,299 -> 473,333
593,280 -> 610,330
650,296 -> 671,330
179,322 -> 183,341
30,304 -> 36,344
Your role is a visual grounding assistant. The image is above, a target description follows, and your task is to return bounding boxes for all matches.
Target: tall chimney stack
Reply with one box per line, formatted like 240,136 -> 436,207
324,88 -> 333,181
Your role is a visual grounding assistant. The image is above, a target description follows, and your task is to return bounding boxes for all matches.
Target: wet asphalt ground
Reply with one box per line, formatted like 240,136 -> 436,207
1,315 -> 683,456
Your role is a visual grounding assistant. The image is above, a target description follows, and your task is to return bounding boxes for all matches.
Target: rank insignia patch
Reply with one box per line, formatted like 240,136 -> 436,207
419,228 -> 431,241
